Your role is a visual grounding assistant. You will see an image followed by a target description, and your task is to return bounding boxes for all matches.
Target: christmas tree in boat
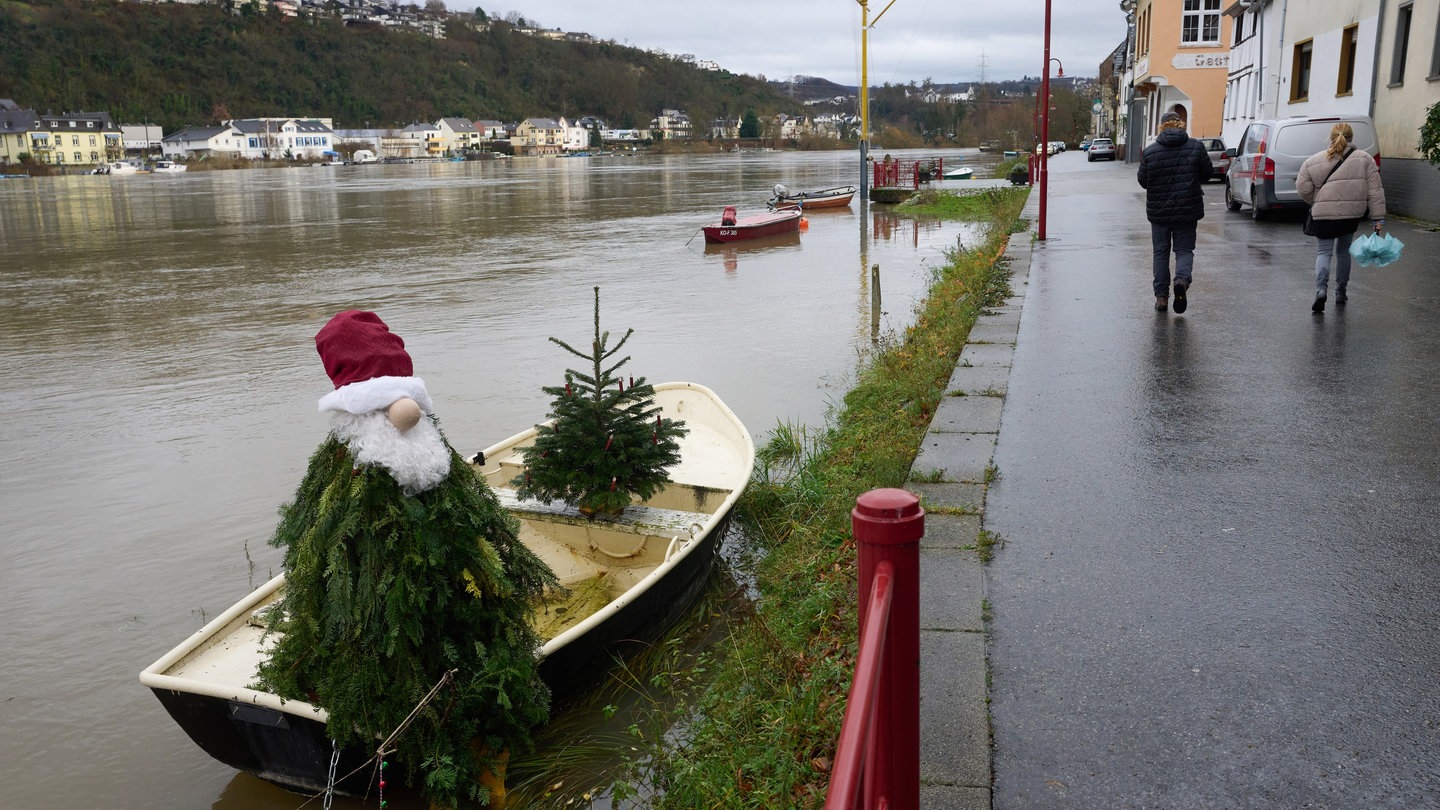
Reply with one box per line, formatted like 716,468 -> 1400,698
139,292 -> 754,806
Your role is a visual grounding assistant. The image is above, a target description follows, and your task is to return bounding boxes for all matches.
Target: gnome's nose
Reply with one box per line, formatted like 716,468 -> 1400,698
387,398 -> 423,433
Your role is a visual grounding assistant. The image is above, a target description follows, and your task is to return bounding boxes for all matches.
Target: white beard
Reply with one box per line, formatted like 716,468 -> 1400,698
329,410 -> 451,495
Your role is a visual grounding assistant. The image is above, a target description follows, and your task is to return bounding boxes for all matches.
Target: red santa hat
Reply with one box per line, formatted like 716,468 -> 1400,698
314,310 -> 434,415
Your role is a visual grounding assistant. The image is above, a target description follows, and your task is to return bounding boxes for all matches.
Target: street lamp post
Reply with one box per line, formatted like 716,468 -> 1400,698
856,0 -> 900,197
1039,0 -> 1059,241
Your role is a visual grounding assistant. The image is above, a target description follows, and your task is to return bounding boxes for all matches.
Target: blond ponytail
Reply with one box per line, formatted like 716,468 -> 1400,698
1325,123 -> 1354,160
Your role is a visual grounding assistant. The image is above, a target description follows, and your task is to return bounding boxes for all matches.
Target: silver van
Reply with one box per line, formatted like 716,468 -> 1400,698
1223,115 -> 1379,220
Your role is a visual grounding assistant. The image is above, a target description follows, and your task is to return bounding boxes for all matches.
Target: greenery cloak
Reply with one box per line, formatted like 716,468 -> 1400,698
254,426 -> 558,807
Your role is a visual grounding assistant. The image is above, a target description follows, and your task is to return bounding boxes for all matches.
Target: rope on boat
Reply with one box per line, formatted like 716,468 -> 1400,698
684,227 -> 704,246
293,668 -> 459,808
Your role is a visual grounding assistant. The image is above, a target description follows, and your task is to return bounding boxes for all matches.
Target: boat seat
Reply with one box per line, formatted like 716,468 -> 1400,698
492,488 -> 711,537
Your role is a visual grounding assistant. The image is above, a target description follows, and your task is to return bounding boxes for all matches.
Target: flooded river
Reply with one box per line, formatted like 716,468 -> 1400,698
0,148 -> 994,807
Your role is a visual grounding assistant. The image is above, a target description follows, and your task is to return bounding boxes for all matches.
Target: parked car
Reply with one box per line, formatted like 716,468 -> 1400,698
1087,138 -> 1116,161
1200,138 -> 1229,181
1079,139 -> 1092,151
1224,115 -> 1379,220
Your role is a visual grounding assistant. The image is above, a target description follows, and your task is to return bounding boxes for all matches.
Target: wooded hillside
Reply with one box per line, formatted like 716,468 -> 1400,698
0,0 -> 791,132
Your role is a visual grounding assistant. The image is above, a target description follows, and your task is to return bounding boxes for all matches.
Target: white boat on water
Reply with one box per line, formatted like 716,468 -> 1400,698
151,161 -> 187,173
139,381 -> 755,797
97,161 -> 138,175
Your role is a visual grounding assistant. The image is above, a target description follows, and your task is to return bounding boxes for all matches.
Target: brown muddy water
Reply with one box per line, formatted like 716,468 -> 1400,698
0,148 -> 999,807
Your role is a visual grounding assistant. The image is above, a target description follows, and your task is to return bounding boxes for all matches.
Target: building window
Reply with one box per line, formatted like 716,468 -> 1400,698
1291,39 -> 1313,101
1232,12 -> 1245,46
1391,2 -> 1413,85
1182,0 -> 1222,45
1338,24 -> 1359,95
1429,4 -> 1440,80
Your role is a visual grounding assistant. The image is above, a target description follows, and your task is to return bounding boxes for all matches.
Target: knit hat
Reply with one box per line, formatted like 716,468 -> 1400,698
314,310 -> 434,415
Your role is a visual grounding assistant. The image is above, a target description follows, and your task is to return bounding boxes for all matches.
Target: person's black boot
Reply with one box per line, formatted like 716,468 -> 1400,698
1336,286 -> 1348,307
1312,290 -> 1327,313
1172,280 -> 1188,313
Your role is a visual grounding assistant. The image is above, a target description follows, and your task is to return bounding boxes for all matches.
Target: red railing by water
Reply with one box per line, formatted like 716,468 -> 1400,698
825,488 -> 925,810
872,159 -> 938,190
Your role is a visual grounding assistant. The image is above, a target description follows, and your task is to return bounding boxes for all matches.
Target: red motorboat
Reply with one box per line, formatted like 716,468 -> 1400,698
702,206 -> 803,244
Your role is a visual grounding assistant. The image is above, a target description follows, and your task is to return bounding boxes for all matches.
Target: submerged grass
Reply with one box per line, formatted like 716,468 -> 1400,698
613,187 -> 1029,807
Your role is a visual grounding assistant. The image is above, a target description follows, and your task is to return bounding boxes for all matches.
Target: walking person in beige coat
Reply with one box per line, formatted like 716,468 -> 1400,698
1297,122 -> 1386,312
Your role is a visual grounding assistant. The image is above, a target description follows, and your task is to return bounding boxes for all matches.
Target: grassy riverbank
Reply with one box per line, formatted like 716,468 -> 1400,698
617,186 -> 1029,807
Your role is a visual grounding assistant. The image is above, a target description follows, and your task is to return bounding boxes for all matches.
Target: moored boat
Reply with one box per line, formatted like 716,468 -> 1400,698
942,166 -> 975,179
151,161 -> 187,173
701,206 -> 803,243
138,382 -> 754,797
767,184 -> 856,210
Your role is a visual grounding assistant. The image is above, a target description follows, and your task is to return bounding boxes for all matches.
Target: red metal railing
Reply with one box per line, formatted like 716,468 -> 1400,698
872,160 -> 926,190
825,488 -> 924,810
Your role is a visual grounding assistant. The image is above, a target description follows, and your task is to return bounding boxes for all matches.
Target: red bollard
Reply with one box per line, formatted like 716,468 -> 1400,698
852,488 -> 924,810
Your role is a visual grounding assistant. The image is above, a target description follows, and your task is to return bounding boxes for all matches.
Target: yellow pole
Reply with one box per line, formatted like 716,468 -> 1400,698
857,0 -> 899,194
858,0 -> 900,142
860,1 -> 869,144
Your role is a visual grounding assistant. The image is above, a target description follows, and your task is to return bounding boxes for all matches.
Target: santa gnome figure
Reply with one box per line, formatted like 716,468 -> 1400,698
254,310 -> 558,809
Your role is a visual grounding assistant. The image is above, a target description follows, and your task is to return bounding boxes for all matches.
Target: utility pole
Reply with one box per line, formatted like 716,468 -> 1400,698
856,0 -> 900,198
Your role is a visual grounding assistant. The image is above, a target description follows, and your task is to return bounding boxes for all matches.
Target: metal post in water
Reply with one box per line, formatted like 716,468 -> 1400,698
871,264 -> 881,342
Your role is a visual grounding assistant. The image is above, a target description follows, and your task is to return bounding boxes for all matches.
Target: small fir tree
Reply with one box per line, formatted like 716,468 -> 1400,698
515,287 -> 687,516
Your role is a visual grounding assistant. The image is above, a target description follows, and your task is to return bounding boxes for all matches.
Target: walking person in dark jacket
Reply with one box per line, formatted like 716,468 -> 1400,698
1137,111 -> 1213,313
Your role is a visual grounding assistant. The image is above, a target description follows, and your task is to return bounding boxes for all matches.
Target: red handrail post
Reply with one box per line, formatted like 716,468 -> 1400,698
852,488 -> 924,809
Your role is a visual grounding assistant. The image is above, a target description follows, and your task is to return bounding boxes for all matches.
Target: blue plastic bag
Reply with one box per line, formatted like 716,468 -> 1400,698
1349,232 -> 1405,267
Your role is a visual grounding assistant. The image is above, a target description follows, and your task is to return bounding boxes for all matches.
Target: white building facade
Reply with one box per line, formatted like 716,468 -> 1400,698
1220,0 -> 1438,220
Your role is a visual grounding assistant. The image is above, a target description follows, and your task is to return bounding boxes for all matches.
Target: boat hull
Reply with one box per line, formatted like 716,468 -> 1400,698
143,519 -> 725,798
768,185 -> 856,211
150,685 -> 372,795
141,382 -> 753,797
702,210 -> 802,243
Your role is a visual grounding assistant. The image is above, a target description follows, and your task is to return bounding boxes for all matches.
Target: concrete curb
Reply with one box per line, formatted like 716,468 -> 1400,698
916,188 -> 1038,810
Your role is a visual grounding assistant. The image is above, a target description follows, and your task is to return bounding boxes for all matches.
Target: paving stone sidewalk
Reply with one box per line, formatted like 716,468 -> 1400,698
910,189 -> 1038,810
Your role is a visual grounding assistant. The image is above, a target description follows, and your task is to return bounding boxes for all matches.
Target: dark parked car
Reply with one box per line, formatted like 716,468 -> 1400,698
1087,138 -> 1116,161
1201,138 -> 1229,181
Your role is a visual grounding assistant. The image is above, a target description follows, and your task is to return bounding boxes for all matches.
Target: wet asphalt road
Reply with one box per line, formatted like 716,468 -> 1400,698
987,153 -> 1440,807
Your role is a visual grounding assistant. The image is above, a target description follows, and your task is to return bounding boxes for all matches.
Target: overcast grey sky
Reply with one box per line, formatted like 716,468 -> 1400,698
463,1 -> 1129,86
